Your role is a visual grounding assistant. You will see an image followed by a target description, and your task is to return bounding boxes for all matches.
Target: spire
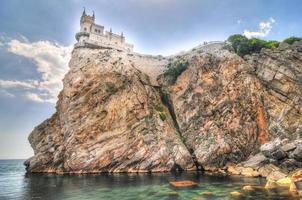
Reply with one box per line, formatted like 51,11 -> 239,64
121,32 -> 124,37
92,11 -> 95,19
110,28 -> 112,33
82,7 -> 86,16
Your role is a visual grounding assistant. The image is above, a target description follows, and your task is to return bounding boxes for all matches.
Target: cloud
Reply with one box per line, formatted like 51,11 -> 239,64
24,92 -> 44,103
0,80 -> 37,89
1,37 -> 72,103
243,18 -> 275,39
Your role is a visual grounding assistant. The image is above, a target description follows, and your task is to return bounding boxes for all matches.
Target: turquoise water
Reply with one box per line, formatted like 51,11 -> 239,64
0,160 -> 299,200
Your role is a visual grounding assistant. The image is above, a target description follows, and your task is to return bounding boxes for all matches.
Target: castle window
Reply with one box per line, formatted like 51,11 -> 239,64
95,29 -> 97,33
84,27 -> 87,31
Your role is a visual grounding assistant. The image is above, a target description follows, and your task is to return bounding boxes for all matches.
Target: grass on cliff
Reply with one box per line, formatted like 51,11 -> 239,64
226,34 -> 302,57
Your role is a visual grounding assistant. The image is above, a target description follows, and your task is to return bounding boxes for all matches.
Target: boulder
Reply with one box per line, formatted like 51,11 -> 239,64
292,144 -> 302,161
276,177 -> 292,187
227,165 -> 241,175
258,164 -> 280,177
230,191 -> 241,197
290,170 -> 302,196
281,142 -> 297,152
242,185 -> 254,191
241,153 -> 269,168
279,159 -> 302,171
265,180 -> 278,189
260,138 -> 287,160
266,170 -> 288,181
241,167 -> 260,177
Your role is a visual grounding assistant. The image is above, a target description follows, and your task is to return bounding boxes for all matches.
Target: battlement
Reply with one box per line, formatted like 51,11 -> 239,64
75,9 -> 134,52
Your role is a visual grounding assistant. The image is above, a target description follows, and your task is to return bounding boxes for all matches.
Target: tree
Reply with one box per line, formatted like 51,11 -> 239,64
283,37 -> 302,45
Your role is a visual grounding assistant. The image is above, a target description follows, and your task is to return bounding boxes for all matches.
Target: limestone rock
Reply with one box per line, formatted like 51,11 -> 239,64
242,185 -> 254,191
276,177 -> 292,187
290,170 -> 302,196
260,138 -> 287,160
241,153 -> 269,168
25,41 -> 302,174
265,180 -> 278,189
292,144 -> 302,161
25,48 -> 194,173
159,44 -> 263,169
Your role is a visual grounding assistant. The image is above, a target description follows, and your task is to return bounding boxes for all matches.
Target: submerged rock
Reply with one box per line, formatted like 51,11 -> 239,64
242,185 -> 254,191
169,180 -> 198,187
230,191 -> 241,197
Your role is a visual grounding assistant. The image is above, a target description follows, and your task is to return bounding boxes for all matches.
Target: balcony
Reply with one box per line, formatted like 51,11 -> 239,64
75,32 -> 90,41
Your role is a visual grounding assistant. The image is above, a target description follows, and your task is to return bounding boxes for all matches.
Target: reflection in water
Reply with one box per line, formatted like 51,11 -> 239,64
0,160 -> 300,200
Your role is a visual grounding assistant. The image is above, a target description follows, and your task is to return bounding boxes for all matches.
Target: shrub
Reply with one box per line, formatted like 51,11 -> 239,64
265,41 -> 280,49
154,104 -> 164,112
227,34 -> 248,52
162,58 -> 188,84
227,34 -> 285,57
283,37 -> 302,45
159,112 -> 166,121
105,82 -> 118,94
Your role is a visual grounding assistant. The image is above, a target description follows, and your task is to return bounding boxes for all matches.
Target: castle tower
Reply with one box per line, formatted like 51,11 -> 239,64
80,8 -> 95,33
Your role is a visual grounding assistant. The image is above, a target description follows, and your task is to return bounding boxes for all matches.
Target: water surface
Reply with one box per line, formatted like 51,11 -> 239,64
0,160 -> 299,200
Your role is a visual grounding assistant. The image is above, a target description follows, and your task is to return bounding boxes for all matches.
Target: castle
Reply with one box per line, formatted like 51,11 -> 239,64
75,9 -> 134,52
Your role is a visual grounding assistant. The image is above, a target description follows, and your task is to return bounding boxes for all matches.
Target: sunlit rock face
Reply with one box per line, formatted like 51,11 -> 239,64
246,43 -> 302,141
25,48 -> 195,173
25,42 -> 302,173
158,44 -> 264,170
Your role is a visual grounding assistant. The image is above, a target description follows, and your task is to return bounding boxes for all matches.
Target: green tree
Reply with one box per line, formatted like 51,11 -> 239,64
264,41 -> 280,49
283,37 -> 302,45
227,34 -> 248,53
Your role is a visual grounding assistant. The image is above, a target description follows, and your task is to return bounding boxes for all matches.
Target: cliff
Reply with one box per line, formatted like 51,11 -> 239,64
25,41 -> 302,174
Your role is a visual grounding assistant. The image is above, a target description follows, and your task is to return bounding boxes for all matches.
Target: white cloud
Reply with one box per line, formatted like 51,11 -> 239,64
2,37 -> 72,103
243,18 -> 275,39
24,92 -> 44,103
0,80 -> 37,89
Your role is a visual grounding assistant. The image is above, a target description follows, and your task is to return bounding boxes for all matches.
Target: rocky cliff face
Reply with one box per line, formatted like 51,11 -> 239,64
25,42 -> 302,174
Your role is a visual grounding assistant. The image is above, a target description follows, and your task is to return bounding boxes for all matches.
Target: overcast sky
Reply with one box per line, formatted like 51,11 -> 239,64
0,0 -> 301,159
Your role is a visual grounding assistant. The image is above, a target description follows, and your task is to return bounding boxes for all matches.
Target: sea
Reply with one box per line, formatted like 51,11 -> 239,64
0,159 -> 299,200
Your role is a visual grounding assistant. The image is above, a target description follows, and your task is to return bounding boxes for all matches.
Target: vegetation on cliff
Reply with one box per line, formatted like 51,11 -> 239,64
226,34 -> 302,57
160,58 -> 188,85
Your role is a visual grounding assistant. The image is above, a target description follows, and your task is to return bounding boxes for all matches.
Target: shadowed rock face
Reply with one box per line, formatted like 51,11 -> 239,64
25,42 -> 302,173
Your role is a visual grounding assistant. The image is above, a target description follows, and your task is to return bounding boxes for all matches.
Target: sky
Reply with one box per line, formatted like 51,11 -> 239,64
0,0 -> 301,159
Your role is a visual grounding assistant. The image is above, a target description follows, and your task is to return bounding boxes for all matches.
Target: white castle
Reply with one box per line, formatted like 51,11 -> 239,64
75,9 -> 134,52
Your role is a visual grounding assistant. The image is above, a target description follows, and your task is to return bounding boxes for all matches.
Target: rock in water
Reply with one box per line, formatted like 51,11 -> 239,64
169,180 -> 198,187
